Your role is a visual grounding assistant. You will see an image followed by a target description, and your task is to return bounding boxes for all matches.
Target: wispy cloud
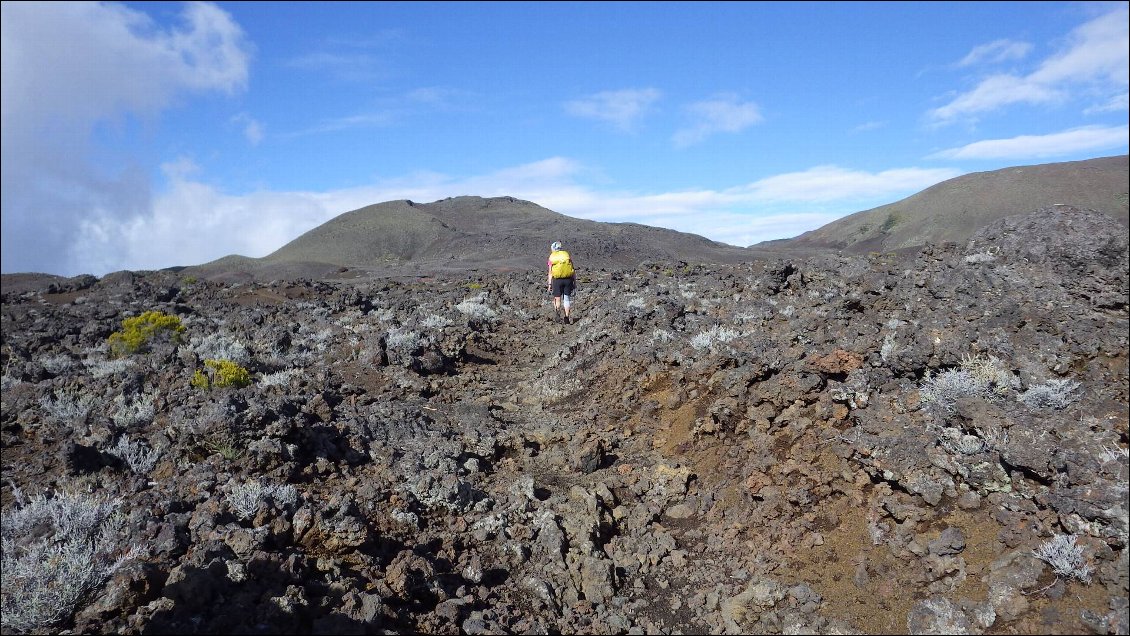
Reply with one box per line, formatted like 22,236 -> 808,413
735,165 -> 960,203
277,87 -> 472,139
564,88 -> 662,132
929,124 -> 1130,160
928,5 -> 1128,124
0,1 -> 251,276
405,86 -> 479,112
852,120 -> 887,133
285,51 -> 388,83
232,113 -> 264,145
929,75 -> 1062,123
1084,92 -> 1129,114
280,112 -> 395,138
673,93 -> 763,147
956,39 -> 1032,67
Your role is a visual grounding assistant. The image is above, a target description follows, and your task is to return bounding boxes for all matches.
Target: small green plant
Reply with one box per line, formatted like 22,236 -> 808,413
191,359 -> 251,390
190,369 -> 209,389
467,282 -> 484,290
107,310 -> 185,357
881,212 -> 902,232
206,436 -> 243,461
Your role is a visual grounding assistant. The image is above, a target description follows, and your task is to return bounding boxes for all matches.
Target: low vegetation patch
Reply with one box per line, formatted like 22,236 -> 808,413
191,359 -> 252,389
107,310 -> 185,357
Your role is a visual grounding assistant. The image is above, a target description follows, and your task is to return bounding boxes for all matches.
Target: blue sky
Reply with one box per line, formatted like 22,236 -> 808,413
2,1 -> 1127,277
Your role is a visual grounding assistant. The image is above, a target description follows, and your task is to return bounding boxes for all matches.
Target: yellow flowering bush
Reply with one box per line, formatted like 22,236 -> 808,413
107,311 -> 185,357
191,359 -> 251,390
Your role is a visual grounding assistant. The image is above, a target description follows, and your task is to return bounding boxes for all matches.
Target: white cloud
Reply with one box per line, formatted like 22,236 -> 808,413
282,112 -> 396,138
852,120 -> 887,133
65,158 -> 959,275
735,165 -> 961,203
1,1 -> 251,276
511,163 -> 955,246
929,124 -> 1130,160
564,88 -> 662,131
1,2 -> 248,129
957,39 -> 1032,67
673,93 -> 763,147
406,87 -> 466,105
928,5 -> 1129,124
285,51 -> 386,83
1084,92 -> 1129,114
928,74 -> 1065,124
232,113 -> 265,145
74,166 -> 334,274
1029,6 -> 1129,87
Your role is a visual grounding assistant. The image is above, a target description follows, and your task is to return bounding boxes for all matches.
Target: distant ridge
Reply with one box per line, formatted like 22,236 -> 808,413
762,155 -> 1129,254
189,196 -> 755,280
180,155 -> 1130,282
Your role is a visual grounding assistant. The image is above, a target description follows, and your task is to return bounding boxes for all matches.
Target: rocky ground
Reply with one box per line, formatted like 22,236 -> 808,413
2,205 -> 1128,635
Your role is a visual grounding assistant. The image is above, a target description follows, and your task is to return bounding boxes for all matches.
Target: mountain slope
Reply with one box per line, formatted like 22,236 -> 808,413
762,154 -> 1128,254
189,196 -> 756,280
182,155 -> 1129,282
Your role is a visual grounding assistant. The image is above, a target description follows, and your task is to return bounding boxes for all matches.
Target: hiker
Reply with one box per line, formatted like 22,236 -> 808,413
546,241 -> 576,324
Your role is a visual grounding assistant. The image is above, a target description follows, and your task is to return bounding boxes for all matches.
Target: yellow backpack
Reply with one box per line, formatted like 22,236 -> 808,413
549,250 -> 574,278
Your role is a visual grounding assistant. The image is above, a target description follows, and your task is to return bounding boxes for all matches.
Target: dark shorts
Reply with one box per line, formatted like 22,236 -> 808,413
551,277 -> 575,297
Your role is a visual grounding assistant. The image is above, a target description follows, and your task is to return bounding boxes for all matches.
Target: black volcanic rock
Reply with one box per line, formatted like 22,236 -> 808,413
2,205 -> 1127,635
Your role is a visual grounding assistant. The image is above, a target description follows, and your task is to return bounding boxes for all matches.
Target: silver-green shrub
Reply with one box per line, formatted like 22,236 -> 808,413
386,328 -> 425,354
419,314 -> 451,330
919,354 -> 1018,412
1033,533 -> 1092,583
456,294 -> 498,322
1018,379 -> 1081,410
38,390 -> 99,425
107,435 -> 160,475
226,480 -> 299,521
111,392 -> 157,429
192,332 -> 252,367
83,355 -> 136,378
1,488 -> 142,633
258,369 -> 298,387
39,354 -> 75,375
690,325 -> 739,351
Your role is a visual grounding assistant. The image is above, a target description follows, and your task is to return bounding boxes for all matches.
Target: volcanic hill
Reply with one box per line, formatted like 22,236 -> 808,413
766,154 -> 1128,255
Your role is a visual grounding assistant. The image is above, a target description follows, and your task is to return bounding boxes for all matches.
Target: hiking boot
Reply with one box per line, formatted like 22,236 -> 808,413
565,315 -> 572,324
